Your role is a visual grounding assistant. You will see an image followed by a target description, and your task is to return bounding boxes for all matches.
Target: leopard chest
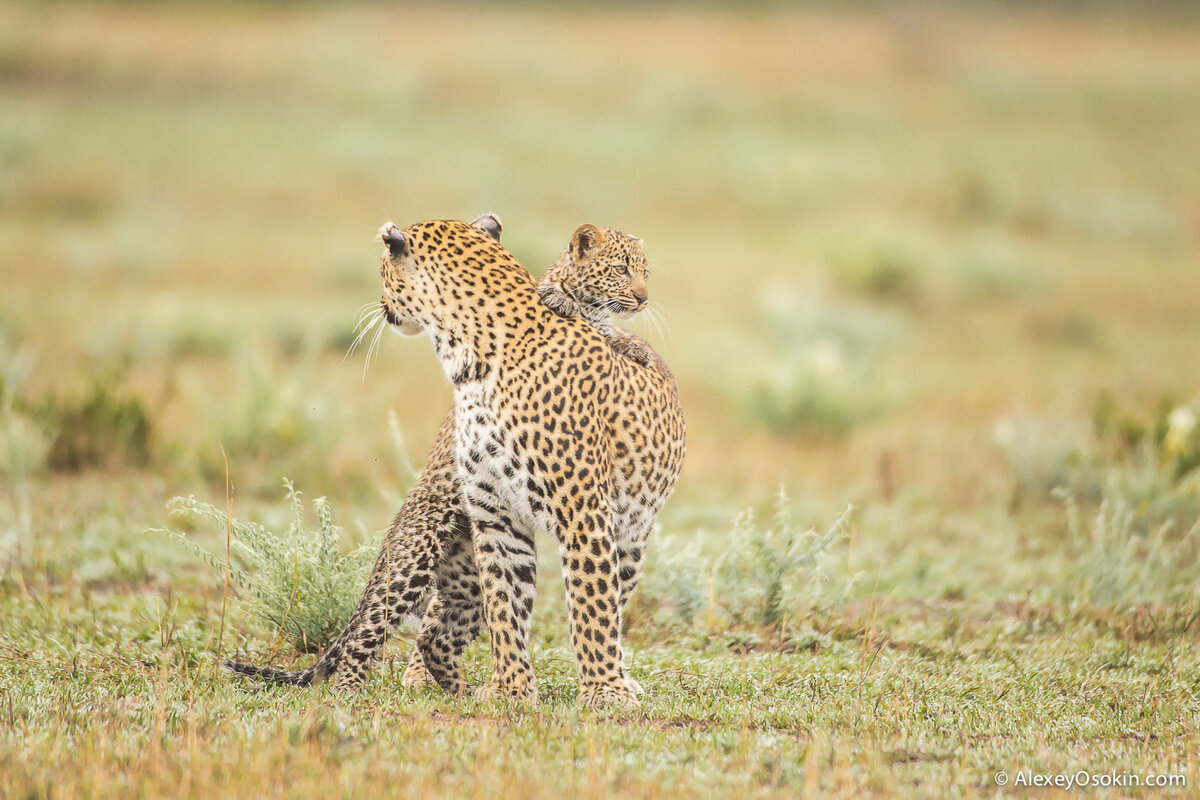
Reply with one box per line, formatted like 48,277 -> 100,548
452,388 -> 551,537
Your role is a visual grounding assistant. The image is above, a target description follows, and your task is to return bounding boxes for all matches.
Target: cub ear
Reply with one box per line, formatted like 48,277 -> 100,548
381,222 -> 409,258
470,213 -> 503,241
571,223 -> 606,261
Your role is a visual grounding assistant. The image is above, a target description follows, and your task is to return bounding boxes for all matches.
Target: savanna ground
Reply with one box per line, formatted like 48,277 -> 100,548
2,2 -> 1200,797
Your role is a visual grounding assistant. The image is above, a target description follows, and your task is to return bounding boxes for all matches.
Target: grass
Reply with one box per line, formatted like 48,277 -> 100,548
2,581 -> 1197,798
2,1 -> 1200,797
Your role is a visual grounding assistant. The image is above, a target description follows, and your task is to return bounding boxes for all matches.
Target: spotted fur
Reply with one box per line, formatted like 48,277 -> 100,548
223,218 -> 684,706
538,224 -> 663,370
377,218 -> 685,708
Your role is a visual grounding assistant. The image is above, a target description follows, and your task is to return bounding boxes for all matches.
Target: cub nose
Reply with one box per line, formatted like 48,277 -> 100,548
632,291 -> 647,306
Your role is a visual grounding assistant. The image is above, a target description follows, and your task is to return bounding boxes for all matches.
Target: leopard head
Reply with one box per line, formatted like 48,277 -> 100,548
377,213 -> 507,337
541,224 -> 649,321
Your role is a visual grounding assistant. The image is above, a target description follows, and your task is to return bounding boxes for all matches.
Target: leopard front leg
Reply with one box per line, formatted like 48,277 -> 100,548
560,513 -> 639,710
468,507 -> 539,704
615,539 -> 648,697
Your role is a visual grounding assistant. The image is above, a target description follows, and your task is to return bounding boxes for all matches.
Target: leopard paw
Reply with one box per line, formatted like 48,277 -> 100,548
472,679 -> 538,705
400,660 -> 437,690
578,680 -> 640,710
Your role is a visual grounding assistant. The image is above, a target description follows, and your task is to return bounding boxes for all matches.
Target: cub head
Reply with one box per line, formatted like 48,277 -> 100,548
377,213 -> 509,336
544,224 -> 649,320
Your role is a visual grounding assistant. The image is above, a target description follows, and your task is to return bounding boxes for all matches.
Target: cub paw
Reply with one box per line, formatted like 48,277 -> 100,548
330,672 -> 367,693
625,675 -> 645,697
578,681 -> 640,710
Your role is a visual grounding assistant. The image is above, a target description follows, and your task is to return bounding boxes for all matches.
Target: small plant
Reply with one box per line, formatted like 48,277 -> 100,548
0,347 -> 47,550
1093,393 -> 1200,482
36,380 -> 154,472
186,347 -> 345,494
722,282 -> 900,438
0,404 -> 47,485
997,395 -> 1200,530
826,229 -> 923,304
633,533 -> 708,630
642,491 -> 853,642
713,492 -> 852,633
1055,488 -> 1200,606
150,479 -> 375,653
0,353 -> 47,484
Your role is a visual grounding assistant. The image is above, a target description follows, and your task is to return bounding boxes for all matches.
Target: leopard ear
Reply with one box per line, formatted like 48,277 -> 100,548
470,213 -> 503,241
381,222 -> 409,258
571,224 -> 605,261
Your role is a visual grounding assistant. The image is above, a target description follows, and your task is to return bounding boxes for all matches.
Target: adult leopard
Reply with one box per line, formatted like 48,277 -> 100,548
375,217 -> 685,709
225,216 -> 684,708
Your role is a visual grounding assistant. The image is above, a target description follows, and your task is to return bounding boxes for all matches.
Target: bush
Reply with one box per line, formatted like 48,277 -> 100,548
0,343 -> 46,484
997,395 -> 1200,531
150,479 -> 375,653
37,380 -> 154,472
640,491 -> 854,642
1056,488 -> 1199,606
720,282 -> 901,438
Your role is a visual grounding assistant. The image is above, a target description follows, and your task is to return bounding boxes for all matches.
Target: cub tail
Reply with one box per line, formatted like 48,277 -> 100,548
222,646 -> 339,687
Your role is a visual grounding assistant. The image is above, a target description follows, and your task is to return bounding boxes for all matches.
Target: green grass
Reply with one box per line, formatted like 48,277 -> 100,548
2,579 -> 1196,798
2,1 -> 1200,797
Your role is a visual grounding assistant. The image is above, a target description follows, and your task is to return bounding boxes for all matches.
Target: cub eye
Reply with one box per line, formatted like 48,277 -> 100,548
615,263 -> 630,276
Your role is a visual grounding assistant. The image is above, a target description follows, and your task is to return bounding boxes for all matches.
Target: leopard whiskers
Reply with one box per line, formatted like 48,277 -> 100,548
346,303 -> 385,362
363,311 -> 387,382
638,301 -> 671,345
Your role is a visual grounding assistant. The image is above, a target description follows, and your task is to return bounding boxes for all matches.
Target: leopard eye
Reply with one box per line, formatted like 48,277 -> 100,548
615,263 -> 630,276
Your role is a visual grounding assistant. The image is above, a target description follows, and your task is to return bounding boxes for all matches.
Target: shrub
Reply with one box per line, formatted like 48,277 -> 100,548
721,282 -> 901,438
641,491 -> 854,642
0,342 -> 46,485
150,479 -> 375,653
187,347 -> 341,494
28,380 -> 154,472
1055,488 -> 1199,606
1093,393 -> 1200,482
826,229 -> 924,305
997,395 -> 1200,531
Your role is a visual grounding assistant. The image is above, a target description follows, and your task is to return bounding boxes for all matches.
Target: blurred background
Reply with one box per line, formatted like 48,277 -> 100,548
2,0 -> 1199,611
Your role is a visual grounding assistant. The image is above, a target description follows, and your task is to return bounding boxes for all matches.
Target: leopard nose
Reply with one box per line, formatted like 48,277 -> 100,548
632,291 -> 647,306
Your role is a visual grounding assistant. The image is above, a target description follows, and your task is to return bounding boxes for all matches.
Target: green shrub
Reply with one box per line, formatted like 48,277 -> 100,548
0,342 -> 46,485
712,494 -> 853,633
187,347 -> 342,494
150,479 -> 375,653
641,491 -> 853,641
826,229 -> 924,305
1093,393 -> 1200,482
721,283 -> 901,438
0,405 -> 46,484
998,395 -> 1200,530
36,380 -> 154,472
1055,488 -> 1199,606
